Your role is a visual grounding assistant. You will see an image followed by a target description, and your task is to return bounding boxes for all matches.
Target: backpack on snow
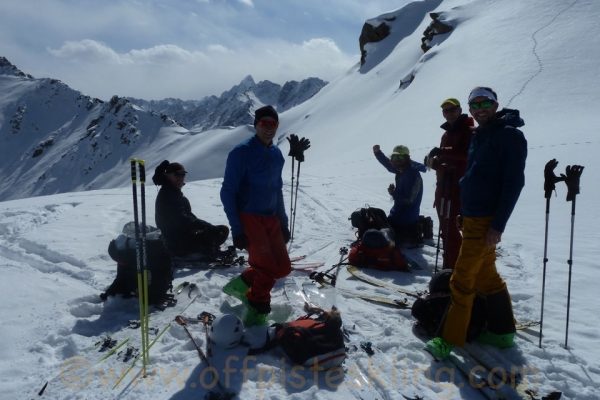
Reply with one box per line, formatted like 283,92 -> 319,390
411,269 -> 486,341
268,307 -> 346,370
350,207 -> 390,239
418,215 -> 434,241
100,222 -> 173,306
348,228 -> 409,271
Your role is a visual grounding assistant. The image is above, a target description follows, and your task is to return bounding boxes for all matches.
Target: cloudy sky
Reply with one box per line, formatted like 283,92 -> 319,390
0,0 -> 408,100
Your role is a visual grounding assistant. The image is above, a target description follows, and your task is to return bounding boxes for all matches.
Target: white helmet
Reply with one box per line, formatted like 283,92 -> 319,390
209,314 -> 244,348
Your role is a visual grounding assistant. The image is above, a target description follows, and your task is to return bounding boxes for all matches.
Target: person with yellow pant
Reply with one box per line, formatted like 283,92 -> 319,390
426,87 -> 527,360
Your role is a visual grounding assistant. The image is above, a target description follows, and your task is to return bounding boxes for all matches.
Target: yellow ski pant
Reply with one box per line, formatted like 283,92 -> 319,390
441,216 -> 510,347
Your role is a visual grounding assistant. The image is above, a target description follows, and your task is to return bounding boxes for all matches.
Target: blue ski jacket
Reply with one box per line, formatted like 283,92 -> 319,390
220,135 -> 288,237
459,108 -> 527,232
374,150 -> 424,226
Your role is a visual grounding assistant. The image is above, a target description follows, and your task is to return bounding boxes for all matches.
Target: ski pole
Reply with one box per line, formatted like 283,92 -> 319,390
563,164 -> 584,349
443,197 -> 452,267
539,194 -> 551,348
289,157 -> 295,234
332,247 -> 349,287
138,160 -> 150,365
290,160 -> 302,245
130,159 -> 148,377
564,196 -> 576,349
539,159 -> 564,348
434,197 -> 444,273
309,247 -> 348,287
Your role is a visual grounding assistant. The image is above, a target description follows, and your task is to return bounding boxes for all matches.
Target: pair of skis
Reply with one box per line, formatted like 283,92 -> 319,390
130,158 -> 151,377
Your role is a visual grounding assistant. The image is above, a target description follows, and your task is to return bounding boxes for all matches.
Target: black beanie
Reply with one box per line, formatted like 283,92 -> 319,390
254,105 -> 278,127
152,160 -> 186,185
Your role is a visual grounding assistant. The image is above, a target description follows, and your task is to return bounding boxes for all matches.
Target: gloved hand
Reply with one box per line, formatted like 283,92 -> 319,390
424,147 -> 441,170
428,147 -> 442,158
287,134 -> 311,162
282,225 -> 291,244
296,137 -> 311,162
543,159 -> 565,199
233,234 -> 248,250
388,184 -> 395,195
561,165 -> 584,202
456,214 -> 463,231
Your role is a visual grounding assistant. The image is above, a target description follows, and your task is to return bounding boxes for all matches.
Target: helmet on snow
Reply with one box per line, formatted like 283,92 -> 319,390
209,314 -> 244,348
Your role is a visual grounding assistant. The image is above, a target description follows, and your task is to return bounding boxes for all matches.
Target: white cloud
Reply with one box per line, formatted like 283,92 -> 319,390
207,44 -> 232,53
42,37 -> 354,100
47,39 -> 122,64
238,0 -> 254,7
48,40 -> 207,65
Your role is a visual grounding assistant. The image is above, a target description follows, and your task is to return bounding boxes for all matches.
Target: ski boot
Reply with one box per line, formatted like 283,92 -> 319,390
476,331 -> 515,348
223,275 -> 249,302
243,306 -> 268,327
425,337 -> 453,360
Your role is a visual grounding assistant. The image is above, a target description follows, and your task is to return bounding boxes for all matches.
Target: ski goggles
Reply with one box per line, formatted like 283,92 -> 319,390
469,99 -> 496,110
169,171 -> 187,177
257,119 -> 278,129
442,106 -> 460,113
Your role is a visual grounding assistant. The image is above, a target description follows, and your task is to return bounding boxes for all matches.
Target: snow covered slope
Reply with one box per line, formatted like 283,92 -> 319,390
1,0 -> 599,399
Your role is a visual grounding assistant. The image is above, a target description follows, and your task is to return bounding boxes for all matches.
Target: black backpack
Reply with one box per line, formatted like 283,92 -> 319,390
350,207 -> 390,238
100,223 -> 173,306
418,215 -> 434,240
411,269 -> 486,341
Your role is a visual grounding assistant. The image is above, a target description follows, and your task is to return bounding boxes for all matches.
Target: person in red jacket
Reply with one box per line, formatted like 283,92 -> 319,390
425,98 -> 474,269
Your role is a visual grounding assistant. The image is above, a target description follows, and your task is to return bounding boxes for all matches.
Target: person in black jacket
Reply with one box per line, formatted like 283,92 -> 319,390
152,160 -> 229,257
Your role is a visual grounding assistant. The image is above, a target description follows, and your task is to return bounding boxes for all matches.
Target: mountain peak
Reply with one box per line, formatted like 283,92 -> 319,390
0,56 -> 33,79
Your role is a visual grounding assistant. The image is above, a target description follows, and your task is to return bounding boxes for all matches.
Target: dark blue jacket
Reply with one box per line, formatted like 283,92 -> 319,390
220,135 -> 288,237
459,109 -> 527,232
375,151 -> 423,226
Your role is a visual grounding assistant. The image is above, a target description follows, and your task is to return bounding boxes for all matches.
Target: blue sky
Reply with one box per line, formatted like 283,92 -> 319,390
0,0 -> 407,100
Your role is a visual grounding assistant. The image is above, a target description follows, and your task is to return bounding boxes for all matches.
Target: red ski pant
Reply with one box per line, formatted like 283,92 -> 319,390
441,216 -> 510,347
436,195 -> 462,269
240,213 -> 291,306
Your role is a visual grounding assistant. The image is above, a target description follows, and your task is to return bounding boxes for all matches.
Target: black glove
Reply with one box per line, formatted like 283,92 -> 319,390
543,159 -> 565,199
233,234 -> 248,250
428,147 -> 442,158
287,134 -> 311,162
561,165 -> 584,202
282,225 -> 291,244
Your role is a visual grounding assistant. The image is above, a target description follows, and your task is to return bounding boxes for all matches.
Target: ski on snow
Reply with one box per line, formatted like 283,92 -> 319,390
346,265 -> 426,299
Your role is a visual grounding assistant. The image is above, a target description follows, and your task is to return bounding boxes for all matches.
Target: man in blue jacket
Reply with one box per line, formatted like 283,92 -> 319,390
220,105 -> 291,326
426,87 -> 527,360
373,144 -> 424,243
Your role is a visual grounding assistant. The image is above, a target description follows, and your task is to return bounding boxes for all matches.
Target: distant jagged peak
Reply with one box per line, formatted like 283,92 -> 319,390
0,56 -> 34,79
240,74 -> 256,87
222,74 -> 257,97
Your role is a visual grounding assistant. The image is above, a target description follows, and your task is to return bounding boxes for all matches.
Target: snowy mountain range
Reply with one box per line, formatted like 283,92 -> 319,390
128,75 -> 327,131
0,57 -> 325,201
2,0 -> 600,399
